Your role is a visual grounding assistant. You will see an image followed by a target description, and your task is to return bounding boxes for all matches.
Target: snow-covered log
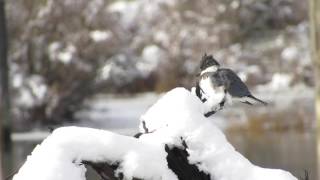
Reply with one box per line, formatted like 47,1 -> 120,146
82,145 -> 210,180
13,88 -> 298,180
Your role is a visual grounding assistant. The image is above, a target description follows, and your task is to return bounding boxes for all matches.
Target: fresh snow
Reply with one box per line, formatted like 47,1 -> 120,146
13,88 -> 297,180
139,88 -> 297,180
13,127 -> 178,180
89,30 -> 112,42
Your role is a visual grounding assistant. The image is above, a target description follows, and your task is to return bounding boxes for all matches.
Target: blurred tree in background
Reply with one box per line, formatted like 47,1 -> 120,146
1,0 -> 11,177
7,0 -> 310,130
310,0 -> 320,125
309,0 -> 320,178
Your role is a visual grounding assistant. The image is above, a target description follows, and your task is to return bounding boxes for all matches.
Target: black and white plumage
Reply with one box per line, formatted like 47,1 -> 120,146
196,54 -> 267,117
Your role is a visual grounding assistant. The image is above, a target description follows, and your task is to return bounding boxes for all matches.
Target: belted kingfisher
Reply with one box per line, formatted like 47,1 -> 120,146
195,54 -> 267,117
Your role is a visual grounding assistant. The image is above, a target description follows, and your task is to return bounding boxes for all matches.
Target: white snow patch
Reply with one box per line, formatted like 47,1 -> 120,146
231,0 -> 240,9
13,127 -> 178,180
28,75 -> 47,101
98,61 -> 114,80
57,51 -> 72,64
107,1 -> 129,13
16,88 -> 35,107
90,30 -> 112,42
12,73 -> 23,88
107,1 -> 140,29
107,0 -> 176,29
281,46 -> 298,61
257,73 -> 292,92
15,75 -> 48,107
57,45 -> 76,64
137,45 -> 164,77
48,41 -> 61,58
48,42 -> 76,64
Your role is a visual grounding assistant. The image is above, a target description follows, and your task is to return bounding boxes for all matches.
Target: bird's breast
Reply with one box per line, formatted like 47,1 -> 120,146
200,77 -> 225,107
200,77 -> 225,97
200,77 -> 214,93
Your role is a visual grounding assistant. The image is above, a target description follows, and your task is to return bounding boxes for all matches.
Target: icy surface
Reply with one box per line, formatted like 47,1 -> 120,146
75,93 -> 160,131
14,88 -> 297,180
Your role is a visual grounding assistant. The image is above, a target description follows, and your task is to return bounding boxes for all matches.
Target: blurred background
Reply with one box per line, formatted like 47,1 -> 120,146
0,0 -> 318,179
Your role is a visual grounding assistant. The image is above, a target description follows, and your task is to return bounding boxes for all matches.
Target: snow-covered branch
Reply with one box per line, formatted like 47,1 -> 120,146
13,88 -> 297,180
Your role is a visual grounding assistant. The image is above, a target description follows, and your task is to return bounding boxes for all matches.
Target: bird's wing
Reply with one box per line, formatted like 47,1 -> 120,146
209,72 -> 225,87
217,68 -> 251,97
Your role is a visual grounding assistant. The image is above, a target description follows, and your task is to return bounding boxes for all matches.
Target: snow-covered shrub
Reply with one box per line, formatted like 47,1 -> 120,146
7,0 -> 310,127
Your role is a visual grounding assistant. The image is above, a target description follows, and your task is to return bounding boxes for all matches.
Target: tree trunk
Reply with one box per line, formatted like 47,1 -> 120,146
0,0 -> 11,178
310,0 -> 320,179
310,0 -> 320,123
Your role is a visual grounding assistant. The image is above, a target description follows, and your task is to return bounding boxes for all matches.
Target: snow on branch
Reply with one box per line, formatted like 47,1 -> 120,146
13,88 -> 298,180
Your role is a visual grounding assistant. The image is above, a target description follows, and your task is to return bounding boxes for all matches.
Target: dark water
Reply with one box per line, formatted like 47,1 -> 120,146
3,130 -> 317,180
226,130 -> 317,180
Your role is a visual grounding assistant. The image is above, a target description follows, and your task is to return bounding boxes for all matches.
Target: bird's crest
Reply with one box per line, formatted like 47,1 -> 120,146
200,53 -> 220,70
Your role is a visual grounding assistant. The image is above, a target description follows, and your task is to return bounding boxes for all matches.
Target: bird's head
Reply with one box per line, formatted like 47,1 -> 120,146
198,53 -> 220,76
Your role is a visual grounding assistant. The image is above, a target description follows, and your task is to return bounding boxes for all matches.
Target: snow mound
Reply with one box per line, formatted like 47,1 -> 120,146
13,88 -> 297,180
13,127 -> 177,180
139,88 -> 297,180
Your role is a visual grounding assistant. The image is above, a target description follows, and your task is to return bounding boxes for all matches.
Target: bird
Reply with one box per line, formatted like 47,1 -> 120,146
195,54 -> 267,117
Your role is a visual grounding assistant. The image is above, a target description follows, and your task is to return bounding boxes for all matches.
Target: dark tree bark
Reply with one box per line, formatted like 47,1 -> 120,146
165,145 -> 211,180
84,136 -> 211,180
0,0 -> 11,178
0,0 -> 10,142
84,145 -> 311,180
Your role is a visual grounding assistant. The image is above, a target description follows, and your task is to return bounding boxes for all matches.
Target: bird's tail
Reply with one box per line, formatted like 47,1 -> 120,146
247,95 -> 268,105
